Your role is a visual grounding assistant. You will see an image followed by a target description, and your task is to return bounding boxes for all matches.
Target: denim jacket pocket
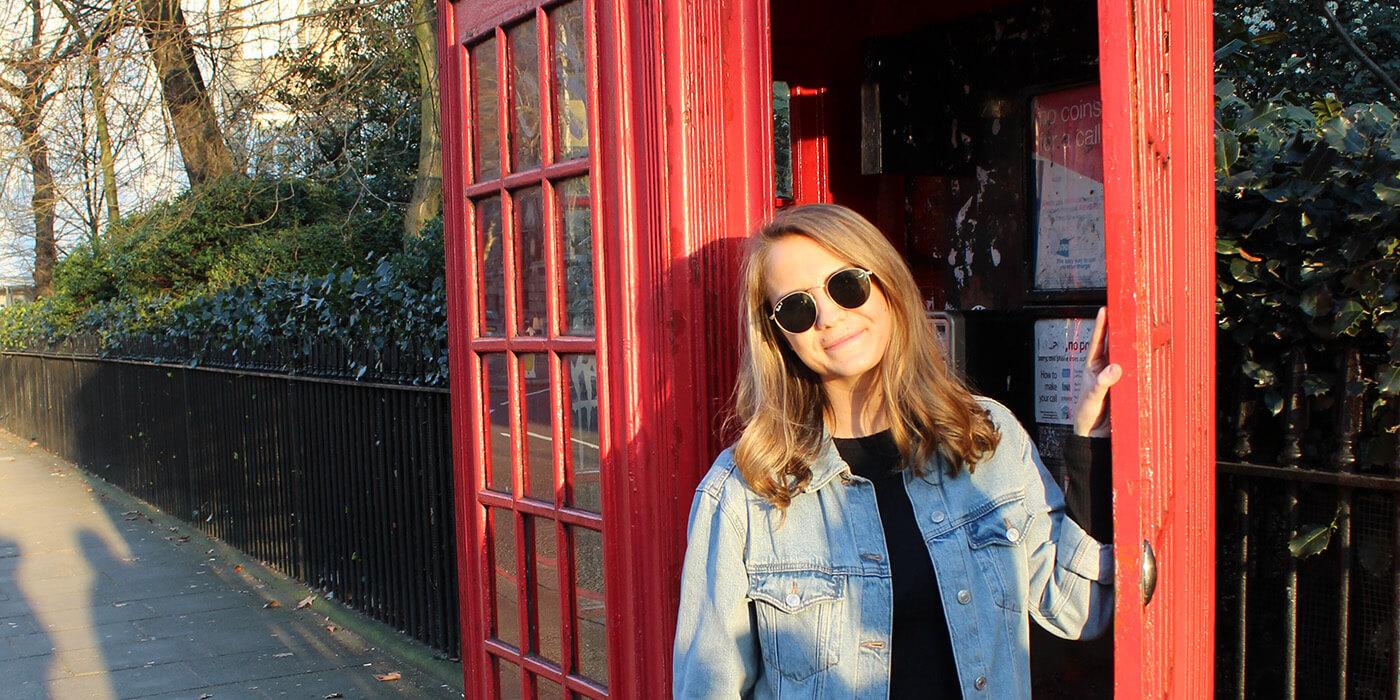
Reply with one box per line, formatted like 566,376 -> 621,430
966,497 -> 1033,612
747,568 -> 846,682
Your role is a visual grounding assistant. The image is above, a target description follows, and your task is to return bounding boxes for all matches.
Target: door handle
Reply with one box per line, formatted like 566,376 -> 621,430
1141,539 -> 1158,606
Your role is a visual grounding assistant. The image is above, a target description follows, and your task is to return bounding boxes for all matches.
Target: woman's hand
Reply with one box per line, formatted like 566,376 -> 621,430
1073,307 -> 1122,437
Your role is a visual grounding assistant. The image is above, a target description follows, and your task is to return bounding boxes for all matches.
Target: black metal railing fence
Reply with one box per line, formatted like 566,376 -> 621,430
1217,343 -> 1399,699
0,340 -> 460,659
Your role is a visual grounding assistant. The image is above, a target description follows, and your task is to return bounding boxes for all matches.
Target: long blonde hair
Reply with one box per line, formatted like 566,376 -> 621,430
729,204 -> 1000,508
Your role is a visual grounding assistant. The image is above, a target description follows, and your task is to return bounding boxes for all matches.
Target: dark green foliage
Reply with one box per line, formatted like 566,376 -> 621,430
52,176 -> 400,308
1214,82 -> 1399,463
0,178 -> 444,384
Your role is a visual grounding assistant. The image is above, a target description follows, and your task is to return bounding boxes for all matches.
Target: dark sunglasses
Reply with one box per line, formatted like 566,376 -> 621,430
768,267 -> 874,334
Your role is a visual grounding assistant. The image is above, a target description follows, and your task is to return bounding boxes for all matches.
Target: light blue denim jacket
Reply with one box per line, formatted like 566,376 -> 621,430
672,398 -> 1114,699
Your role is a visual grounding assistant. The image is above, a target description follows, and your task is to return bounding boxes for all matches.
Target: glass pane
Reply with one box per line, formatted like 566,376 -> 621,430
557,177 -> 594,335
532,517 -> 563,664
516,187 -> 547,336
496,658 -> 524,700
772,81 -> 792,200
572,527 -> 607,686
566,355 -> 600,513
484,354 -> 512,493
536,676 -> 566,700
471,39 -> 500,180
477,197 -> 505,337
551,1 -> 589,160
492,508 -> 519,648
522,352 -> 554,501
509,20 -> 541,170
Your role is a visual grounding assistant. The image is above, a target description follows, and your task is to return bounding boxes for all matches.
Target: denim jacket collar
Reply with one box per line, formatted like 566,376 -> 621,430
800,429 -> 849,494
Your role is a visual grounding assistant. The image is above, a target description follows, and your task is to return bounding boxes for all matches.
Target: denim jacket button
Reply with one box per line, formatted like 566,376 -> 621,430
1006,526 -> 1022,543
931,510 -> 947,523
957,589 -> 972,604
975,676 -> 988,690
785,593 -> 801,607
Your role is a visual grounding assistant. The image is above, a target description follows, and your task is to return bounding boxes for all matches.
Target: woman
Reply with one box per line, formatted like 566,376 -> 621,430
672,204 -> 1119,698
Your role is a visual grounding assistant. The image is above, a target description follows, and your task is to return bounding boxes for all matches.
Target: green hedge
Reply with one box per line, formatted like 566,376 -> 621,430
1215,82 -> 1399,464
0,177 -> 445,384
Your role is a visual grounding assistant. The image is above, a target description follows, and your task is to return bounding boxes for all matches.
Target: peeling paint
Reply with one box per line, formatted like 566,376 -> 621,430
992,118 -> 1001,135
954,196 -> 974,231
991,245 -> 1002,266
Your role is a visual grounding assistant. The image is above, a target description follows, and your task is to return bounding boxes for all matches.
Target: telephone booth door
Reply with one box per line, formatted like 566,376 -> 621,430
443,0 -> 772,697
442,1 -> 612,697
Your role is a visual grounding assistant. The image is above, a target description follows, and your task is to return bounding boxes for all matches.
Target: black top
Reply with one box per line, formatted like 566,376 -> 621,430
833,430 -> 962,699
832,429 -> 1108,698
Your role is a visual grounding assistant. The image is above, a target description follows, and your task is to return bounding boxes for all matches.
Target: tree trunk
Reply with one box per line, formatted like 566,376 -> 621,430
136,0 -> 234,186
403,0 -> 442,239
17,110 -> 56,297
11,0 -> 56,296
90,50 -> 119,230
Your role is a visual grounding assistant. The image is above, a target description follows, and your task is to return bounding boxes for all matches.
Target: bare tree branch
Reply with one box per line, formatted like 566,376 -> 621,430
1320,0 -> 1400,101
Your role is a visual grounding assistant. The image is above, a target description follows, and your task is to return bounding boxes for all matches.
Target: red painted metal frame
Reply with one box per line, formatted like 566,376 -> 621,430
1097,0 -> 1215,696
443,0 -> 612,698
789,86 -> 832,205
590,0 -> 773,695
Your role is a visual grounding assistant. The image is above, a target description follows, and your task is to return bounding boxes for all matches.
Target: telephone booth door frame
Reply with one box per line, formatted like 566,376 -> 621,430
442,0 -> 774,697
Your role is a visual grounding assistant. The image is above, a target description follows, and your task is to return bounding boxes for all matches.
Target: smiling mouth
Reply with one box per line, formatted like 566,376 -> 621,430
824,329 -> 864,351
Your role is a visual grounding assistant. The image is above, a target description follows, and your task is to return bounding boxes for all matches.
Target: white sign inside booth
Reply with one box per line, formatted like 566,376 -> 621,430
1033,318 -> 1109,437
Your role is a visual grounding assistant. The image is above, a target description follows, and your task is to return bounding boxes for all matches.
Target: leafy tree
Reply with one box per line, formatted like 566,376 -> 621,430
1215,83 -> 1399,466
1216,0 -> 1400,104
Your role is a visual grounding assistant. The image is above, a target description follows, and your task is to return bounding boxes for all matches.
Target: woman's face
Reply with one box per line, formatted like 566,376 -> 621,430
763,234 -> 893,390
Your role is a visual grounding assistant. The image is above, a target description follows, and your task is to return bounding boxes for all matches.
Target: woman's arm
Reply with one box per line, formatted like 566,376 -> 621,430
672,482 -> 760,698
1066,305 -> 1116,541
1016,424 -> 1116,641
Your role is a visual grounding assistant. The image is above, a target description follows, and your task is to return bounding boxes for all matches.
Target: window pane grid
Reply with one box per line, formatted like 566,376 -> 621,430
483,643 -> 608,699
466,2 -> 603,696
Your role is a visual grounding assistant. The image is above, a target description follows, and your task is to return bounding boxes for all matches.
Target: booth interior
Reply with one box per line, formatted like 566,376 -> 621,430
771,0 -> 1113,694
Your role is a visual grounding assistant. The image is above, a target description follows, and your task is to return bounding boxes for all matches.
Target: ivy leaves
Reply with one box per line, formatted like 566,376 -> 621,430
1216,82 -> 1399,447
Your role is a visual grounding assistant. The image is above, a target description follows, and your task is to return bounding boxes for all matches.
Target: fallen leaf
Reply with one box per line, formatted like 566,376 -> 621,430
273,652 -> 294,658
325,693 -> 344,699
199,694 -> 213,699
325,624 -> 337,633
233,564 -> 243,573
296,594 -> 316,610
27,440 -> 38,448
373,672 -> 401,682
263,600 -> 280,609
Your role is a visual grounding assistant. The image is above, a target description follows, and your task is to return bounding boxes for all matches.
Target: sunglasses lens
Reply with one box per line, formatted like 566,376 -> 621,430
773,293 -> 817,334
828,269 -> 871,309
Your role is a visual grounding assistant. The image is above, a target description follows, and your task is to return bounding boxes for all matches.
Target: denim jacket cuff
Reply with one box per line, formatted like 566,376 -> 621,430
1057,526 -> 1115,584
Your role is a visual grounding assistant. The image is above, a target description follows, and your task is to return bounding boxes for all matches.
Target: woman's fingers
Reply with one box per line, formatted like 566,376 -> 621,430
1096,363 -> 1122,390
1085,307 -> 1108,367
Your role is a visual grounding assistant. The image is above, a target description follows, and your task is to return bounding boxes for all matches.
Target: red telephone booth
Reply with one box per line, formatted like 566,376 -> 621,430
439,0 -> 1214,696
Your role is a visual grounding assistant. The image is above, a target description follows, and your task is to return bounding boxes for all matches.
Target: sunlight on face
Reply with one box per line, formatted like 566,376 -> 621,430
764,235 -> 892,392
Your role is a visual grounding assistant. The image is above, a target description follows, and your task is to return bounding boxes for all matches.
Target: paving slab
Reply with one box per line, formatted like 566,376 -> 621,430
0,430 -> 462,699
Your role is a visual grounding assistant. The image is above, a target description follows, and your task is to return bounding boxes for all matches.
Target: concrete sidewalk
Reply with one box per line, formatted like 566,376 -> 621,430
0,430 -> 463,699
